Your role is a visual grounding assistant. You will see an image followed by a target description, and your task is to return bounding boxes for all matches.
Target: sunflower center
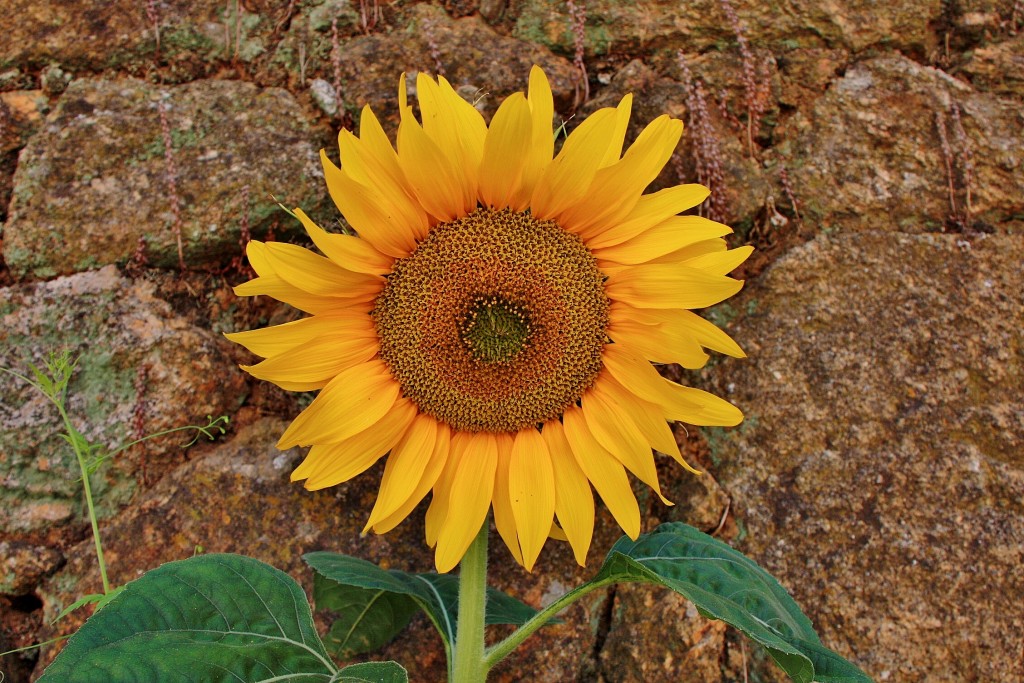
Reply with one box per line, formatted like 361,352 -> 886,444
373,207 -> 609,433
460,296 -> 532,363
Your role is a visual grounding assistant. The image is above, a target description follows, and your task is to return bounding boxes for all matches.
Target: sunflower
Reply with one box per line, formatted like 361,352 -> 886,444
228,66 -> 750,572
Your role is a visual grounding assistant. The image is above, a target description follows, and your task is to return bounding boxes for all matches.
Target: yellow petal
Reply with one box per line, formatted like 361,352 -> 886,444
542,419 -> 594,566
598,375 -> 700,474
605,264 -> 744,309
396,114 -> 470,222
241,334 -> 378,392
599,374 -> 675,457
233,273 -> 342,315
277,359 -> 400,448
610,303 -> 746,360
509,428 -> 556,571
414,73 -> 477,208
548,521 -> 569,541
435,432 -> 498,572
257,240 -> 379,298
592,215 -> 733,265
529,106 -> 618,220
565,116 -> 683,238
562,407 -> 641,539
337,128 -> 430,243
358,104 -> 404,182
261,240 -> 383,299
585,184 -> 711,249
599,93 -> 633,168
374,422 -> 450,534
670,386 -> 746,426
225,310 -> 374,358
321,151 -> 419,258
602,345 -> 743,427
478,92 -> 532,210
515,66 -> 555,209
297,399 -> 418,490
603,344 -> 695,409
607,314 -> 709,369
245,239 -> 273,276
491,433 -> 524,566
582,381 -> 671,505
425,430 -> 468,548
398,71 -> 409,112
647,237 -> 727,264
675,310 -> 746,358
294,208 -> 394,275
681,245 -> 754,276
437,75 -> 487,189
364,413 -> 439,531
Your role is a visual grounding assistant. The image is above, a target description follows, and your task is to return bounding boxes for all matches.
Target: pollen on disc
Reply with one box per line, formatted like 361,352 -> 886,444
373,208 -> 610,433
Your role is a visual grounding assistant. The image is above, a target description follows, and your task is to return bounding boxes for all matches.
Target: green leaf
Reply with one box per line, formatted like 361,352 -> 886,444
794,638 -> 876,683
93,585 -> 125,610
335,661 -> 409,682
594,523 -> 872,683
304,553 -> 540,657
49,592 -> 104,625
39,554 -> 337,682
50,586 -> 124,625
314,572 -> 420,659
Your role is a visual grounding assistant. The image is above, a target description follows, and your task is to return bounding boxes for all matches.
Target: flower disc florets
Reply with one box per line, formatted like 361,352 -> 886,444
373,207 -> 609,433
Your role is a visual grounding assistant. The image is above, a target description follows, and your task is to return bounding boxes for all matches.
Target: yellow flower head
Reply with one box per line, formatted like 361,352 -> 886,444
228,67 -> 750,572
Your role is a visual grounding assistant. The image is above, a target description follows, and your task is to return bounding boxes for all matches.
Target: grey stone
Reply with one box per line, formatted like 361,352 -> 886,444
0,266 -> 247,535
0,0 -> 280,78
3,78 -> 330,279
705,230 -> 1024,682
0,540 -> 64,595
513,0 -> 943,58
270,3 -> 577,127
959,33 -> 1024,99
776,55 -> 1024,234
309,78 -> 339,117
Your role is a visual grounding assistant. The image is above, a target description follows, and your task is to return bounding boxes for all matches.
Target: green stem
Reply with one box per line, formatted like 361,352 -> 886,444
452,522 -> 489,683
0,634 -> 71,658
55,402 -> 111,595
1,366 -> 112,595
105,416 -> 229,458
484,579 -> 614,670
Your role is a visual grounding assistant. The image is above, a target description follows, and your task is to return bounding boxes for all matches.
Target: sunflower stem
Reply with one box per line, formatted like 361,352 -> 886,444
485,578 -> 611,670
452,521 -> 489,683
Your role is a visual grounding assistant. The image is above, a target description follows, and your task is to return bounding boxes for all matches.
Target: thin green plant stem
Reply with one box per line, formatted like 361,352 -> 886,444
484,577 -> 615,670
0,366 -> 112,593
3,361 -> 227,599
0,634 -> 71,658
1,366 -> 112,592
52,397 -> 112,595
452,522 -> 489,683
107,415 -> 230,457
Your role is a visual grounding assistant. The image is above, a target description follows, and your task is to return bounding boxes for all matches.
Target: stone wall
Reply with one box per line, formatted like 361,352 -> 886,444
1,1 -> 1021,681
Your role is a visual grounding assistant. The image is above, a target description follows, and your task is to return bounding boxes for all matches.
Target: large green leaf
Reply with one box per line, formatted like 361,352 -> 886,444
304,552 -> 539,657
39,554 -> 337,682
336,661 -> 408,682
593,523 -> 871,683
314,572 -> 420,659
